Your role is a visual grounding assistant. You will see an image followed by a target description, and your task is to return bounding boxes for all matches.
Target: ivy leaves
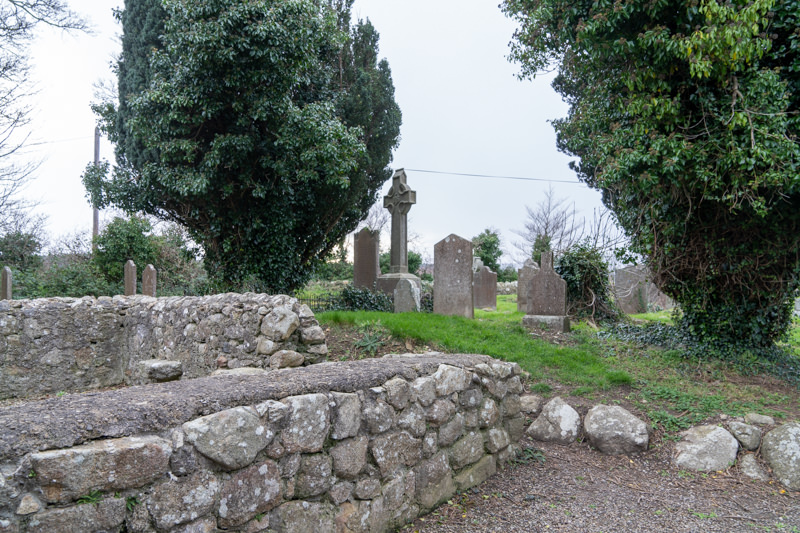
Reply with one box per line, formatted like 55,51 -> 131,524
504,0 -> 800,349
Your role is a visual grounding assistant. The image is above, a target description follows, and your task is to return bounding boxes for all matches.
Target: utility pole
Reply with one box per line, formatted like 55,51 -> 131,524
92,127 -> 100,247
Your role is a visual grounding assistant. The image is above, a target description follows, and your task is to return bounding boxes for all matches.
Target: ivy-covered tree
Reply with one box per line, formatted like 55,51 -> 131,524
85,0 -> 401,294
503,0 -> 800,350
472,228 -> 503,273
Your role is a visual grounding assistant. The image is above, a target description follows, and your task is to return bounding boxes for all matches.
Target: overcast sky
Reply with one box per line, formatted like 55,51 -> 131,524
21,0 -> 606,265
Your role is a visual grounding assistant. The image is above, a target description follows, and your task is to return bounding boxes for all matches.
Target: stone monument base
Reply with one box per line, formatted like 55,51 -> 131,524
376,273 -> 422,296
523,315 -> 571,333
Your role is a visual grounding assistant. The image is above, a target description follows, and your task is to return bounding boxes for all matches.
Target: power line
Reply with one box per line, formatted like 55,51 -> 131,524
404,168 -> 583,185
25,136 -> 94,147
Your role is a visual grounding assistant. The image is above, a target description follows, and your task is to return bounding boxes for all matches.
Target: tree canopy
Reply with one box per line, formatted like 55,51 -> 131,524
472,228 -> 503,273
85,0 -> 401,294
504,0 -> 800,349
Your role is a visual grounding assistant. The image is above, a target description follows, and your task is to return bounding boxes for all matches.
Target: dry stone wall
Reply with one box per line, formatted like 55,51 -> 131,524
0,353 -> 525,533
0,293 -> 328,400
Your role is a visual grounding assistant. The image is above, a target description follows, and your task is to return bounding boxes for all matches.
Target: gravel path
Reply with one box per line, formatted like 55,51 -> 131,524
399,437 -> 800,533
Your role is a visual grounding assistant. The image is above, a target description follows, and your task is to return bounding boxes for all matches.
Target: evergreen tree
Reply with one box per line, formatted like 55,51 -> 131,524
86,0 -> 401,294
472,228 -> 502,273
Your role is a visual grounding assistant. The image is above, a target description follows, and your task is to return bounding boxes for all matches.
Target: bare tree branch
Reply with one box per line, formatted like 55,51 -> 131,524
0,0 -> 88,232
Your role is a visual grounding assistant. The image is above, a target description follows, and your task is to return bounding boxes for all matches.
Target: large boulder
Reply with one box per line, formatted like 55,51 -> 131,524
674,425 -> 739,472
525,397 -> 580,445
583,405 -> 649,455
761,423 -> 800,490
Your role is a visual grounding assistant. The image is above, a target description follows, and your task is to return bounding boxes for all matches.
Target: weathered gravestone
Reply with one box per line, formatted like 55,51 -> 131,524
473,266 -> 497,310
353,228 -> 380,289
142,264 -> 157,297
394,278 -> 421,313
376,169 -> 422,296
517,258 -> 539,312
523,252 -> 570,332
614,265 -> 674,314
1,266 -> 11,300
124,260 -> 137,296
434,234 -> 474,318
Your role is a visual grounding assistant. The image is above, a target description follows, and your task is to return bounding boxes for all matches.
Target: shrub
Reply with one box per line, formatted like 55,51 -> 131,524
335,285 -> 393,312
93,216 -> 158,284
555,240 -> 621,321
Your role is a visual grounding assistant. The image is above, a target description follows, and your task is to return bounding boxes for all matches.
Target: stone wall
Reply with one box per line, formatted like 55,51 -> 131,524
497,282 -> 517,295
0,293 -> 328,400
0,353 -> 525,533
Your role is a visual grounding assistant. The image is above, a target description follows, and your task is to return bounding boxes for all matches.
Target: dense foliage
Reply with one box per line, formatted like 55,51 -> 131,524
334,284 -> 393,312
380,251 -> 422,277
472,228 -> 503,274
86,0 -> 401,294
555,241 -> 620,321
93,216 -> 158,284
0,219 -> 207,299
504,0 -> 800,349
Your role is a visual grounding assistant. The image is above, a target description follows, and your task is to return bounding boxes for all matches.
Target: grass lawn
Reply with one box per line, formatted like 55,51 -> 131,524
318,294 -> 800,437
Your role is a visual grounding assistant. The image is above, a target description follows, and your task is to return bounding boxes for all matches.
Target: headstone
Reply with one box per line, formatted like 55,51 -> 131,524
516,258 -> 539,312
1,266 -> 11,300
473,266 -> 497,310
394,278 -> 420,313
376,169 -> 422,296
472,257 -> 484,272
124,260 -> 137,296
522,252 -> 570,332
614,265 -> 648,314
433,234 -> 473,318
353,228 -> 380,289
142,264 -> 157,297
614,265 -> 674,314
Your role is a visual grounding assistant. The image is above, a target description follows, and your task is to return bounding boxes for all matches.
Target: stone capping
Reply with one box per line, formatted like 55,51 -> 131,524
0,353 -> 525,533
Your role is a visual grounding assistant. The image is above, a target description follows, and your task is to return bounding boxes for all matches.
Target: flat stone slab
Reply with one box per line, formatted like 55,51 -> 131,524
0,354 -> 498,462
523,315 -> 570,333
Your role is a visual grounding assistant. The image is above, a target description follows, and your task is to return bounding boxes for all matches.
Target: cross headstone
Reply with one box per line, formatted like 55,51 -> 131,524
124,260 -> 137,296
1,266 -> 11,300
523,251 -> 570,332
376,169 -> 422,298
517,258 -> 540,312
473,266 -> 497,310
383,169 -> 416,274
433,234 -> 474,318
353,228 -> 380,289
142,264 -> 157,297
